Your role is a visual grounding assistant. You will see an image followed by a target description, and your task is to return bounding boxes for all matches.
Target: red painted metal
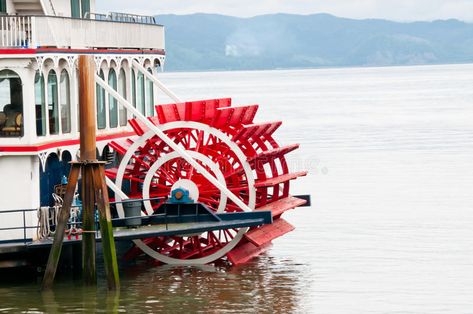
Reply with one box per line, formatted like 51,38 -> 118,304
256,196 -> 307,218
255,171 -> 308,188
155,98 -> 231,124
106,98 -> 307,265
0,131 -> 135,153
128,116 -> 161,136
109,139 -> 133,155
232,121 -> 282,143
0,47 -> 165,55
248,144 -> 300,164
211,105 -> 258,128
226,241 -> 272,265
244,218 -> 295,247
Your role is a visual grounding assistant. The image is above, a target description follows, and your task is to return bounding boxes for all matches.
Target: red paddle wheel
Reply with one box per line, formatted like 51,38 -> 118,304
106,98 -> 307,265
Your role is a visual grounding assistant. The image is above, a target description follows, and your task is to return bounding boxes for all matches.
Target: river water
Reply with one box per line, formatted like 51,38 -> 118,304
1,64 -> 473,313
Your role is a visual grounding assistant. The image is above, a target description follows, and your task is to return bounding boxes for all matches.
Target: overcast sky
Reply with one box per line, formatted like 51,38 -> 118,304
97,0 -> 473,22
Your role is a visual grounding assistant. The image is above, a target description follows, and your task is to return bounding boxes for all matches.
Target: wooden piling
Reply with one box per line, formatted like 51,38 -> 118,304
79,55 -> 98,285
81,166 -> 97,285
41,55 -> 120,290
78,55 -> 98,160
93,165 -> 120,290
41,164 -> 81,290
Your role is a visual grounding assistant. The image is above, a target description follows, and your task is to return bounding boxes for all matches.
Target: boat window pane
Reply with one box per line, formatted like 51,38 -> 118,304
137,72 -> 145,115
96,70 -> 106,129
70,0 -> 80,18
81,0 -> 90,18
118,68 -> 127,126
131,69 -> 136,108
35,71 -> 46,136
0,70 -> 23,137
60,70 -> 71,134
108,69 -> 118,128
48,71 -> 59,135
146,68 -> 154,116
0,0 -> 6,13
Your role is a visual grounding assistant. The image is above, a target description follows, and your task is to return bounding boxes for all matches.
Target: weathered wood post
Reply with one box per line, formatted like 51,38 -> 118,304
41,164 -> 81,290
93,165 -> 120,290
79,55 -> 98,285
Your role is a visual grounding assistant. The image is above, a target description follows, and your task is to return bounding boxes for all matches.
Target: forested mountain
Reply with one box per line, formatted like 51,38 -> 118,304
156,13 -> 473,71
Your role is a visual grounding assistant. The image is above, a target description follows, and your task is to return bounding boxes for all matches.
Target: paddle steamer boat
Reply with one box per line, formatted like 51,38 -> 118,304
0,0 -> 307,268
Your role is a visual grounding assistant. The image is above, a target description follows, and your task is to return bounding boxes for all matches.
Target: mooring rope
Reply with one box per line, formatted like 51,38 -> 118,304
37,206 -> 52,240
36,194 -> 64,240
36,191 -> 86,240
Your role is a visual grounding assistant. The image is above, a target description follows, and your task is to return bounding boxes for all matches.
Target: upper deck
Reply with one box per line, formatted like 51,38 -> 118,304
0,1 -> 166,161
0,0 -> 165,53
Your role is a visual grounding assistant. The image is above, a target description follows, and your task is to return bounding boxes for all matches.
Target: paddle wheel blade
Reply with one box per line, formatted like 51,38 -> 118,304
226,241 -> 272,266
244,218 -> 295,247
256,196 -> 308,218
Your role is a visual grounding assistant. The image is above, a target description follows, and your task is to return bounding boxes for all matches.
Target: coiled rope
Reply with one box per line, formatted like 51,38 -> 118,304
36,193 -> 63,240
37,194 -> 61,240
37,192 -> 83,240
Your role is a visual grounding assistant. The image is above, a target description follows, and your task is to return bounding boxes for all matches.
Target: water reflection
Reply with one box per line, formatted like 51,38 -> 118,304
120,254 -> 304,313
0,253 -> 307,313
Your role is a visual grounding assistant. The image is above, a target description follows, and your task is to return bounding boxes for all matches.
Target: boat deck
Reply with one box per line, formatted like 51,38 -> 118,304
0,206 -> 273,253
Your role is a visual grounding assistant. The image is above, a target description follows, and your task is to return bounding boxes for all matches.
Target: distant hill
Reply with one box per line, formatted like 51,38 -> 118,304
156,13 -> 473,71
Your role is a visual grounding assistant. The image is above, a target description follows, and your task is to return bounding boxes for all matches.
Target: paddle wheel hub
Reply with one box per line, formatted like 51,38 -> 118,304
169,186 -> 195,203
106,98 -> 308,265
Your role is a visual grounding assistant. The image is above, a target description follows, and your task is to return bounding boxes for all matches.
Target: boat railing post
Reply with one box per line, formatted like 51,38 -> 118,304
22,210 -> 26,244
30,16 -> 36,48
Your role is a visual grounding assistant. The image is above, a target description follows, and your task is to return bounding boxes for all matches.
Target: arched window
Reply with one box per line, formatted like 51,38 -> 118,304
137,71 -> 145,115
60,70 -> 71,134
48,71 -> 59,135
118,68 -> 127,126
35,71 -> 46,136
0,70 -> 23,137
108,68 -> 118,128
96,70 -> 106,129
145,68 -> 155,116
131,69 -> 136,108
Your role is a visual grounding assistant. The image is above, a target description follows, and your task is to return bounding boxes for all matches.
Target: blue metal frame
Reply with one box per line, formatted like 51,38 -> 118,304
0,199 -> 273,249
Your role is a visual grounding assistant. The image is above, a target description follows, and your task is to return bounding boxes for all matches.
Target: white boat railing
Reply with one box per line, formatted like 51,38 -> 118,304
0,16 -> 33,48
0,15 -> 164,50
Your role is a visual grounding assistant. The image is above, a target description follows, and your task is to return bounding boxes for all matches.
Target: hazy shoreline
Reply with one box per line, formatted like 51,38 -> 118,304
162,62 -> 473,74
